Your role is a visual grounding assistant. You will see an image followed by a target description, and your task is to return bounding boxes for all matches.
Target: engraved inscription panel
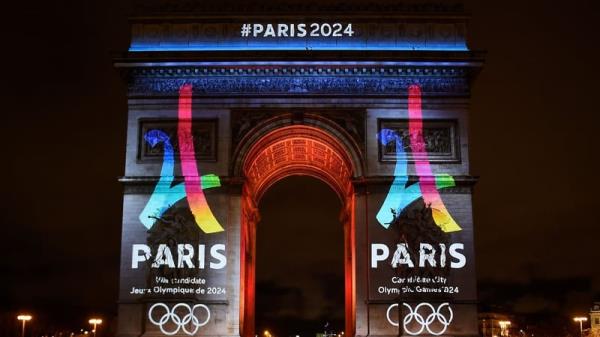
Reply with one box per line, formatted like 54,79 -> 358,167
378,119 -> 460,163
138,119 -> 218,161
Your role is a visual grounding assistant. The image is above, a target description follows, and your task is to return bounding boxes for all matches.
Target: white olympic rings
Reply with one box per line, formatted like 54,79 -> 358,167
148,302 -> 211,336
386,302 -> 453,336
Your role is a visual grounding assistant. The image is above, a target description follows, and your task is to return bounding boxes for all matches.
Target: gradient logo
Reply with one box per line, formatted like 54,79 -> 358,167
377,84 -> 461,233
139,84 -> 224,234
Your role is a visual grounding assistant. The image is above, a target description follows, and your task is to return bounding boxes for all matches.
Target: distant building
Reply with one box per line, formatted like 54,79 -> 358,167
591,303 -> 600,337
479,312 -> 516,337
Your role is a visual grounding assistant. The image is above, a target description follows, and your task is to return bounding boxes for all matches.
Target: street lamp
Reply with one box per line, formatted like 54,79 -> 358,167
17,314 -> 32,337
88,318 -> 103,337
499,320 -> 512,337
573,317 -> 588,337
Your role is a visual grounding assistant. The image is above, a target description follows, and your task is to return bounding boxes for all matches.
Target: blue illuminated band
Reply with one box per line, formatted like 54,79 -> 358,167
129,44 -> 468,52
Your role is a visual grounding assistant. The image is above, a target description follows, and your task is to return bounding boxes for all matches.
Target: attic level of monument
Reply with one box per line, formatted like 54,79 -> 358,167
123,1 -> 474,52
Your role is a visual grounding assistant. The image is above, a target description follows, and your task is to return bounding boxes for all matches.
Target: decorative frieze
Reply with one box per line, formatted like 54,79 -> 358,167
128,74 -> 468,97
129,66 -> 466,78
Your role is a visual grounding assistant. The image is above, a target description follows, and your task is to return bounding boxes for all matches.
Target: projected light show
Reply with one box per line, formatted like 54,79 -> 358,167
126,84 -> 228,311
5,2 -> 598,337
376,86 -> 460,233
122,72 -> 476,336
117,9 -> 480,337
140,84 -> 224,233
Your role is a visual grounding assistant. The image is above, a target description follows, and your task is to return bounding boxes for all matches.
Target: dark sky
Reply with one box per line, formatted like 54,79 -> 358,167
1,0 -> 600,334
467,0 -> 600,317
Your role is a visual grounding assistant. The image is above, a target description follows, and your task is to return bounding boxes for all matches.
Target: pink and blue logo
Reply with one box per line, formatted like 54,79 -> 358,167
139,84 -> 224,234
377,85 -> 461,233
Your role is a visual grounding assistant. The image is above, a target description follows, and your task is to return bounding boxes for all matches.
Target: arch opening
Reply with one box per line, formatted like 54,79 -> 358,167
255,176 -> 344,337
240,125 -> 356,337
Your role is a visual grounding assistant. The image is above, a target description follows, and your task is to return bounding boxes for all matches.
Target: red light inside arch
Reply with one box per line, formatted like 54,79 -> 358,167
240,124 -> 356,337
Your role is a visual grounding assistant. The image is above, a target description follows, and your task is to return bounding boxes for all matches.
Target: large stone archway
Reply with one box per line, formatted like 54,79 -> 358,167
115,4 -> 483,337
238,124 -> 359,337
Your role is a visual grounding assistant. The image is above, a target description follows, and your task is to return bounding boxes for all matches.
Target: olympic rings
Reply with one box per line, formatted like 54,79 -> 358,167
148,302 -> 211,335
386,302 -> 453,336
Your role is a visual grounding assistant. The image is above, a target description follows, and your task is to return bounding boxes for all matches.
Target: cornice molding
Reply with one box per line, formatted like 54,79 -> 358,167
119,63 -> 476,97
127,65 -> 469,78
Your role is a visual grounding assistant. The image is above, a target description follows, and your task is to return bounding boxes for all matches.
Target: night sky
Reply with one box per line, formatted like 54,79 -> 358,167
1,0 -> 599,336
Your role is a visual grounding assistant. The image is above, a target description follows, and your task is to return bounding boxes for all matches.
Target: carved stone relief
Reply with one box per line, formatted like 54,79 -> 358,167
138,119 -> 218,162
378,119 -> 460,163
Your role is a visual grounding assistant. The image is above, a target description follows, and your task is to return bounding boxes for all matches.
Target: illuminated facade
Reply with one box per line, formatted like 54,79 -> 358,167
115,2 -> 484,337
591,303 -> 600,336
478,313 -> 515,337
